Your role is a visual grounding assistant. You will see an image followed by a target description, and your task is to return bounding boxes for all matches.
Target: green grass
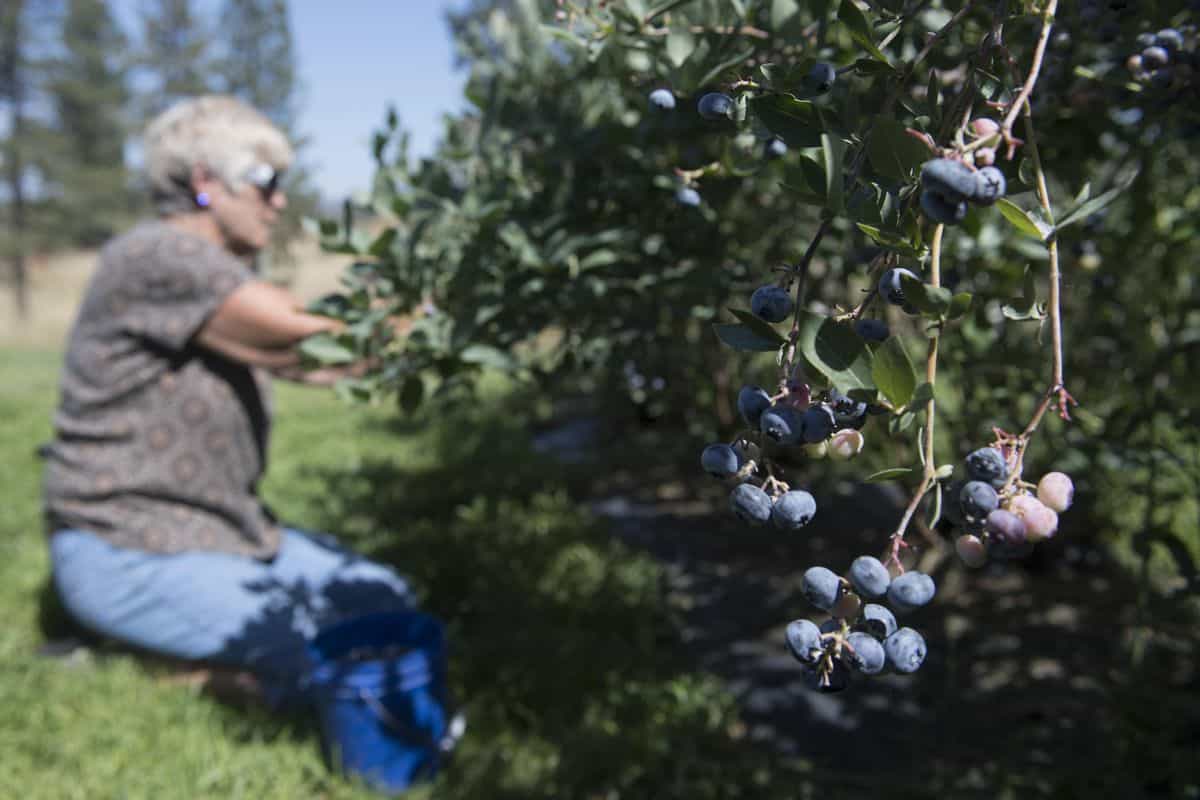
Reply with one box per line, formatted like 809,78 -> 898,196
0,349 -> 797,800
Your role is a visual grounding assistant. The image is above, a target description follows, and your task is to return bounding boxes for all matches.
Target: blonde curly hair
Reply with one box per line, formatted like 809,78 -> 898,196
143,95 -> 293,215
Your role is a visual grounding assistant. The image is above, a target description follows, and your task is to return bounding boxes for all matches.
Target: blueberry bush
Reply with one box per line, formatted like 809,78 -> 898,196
305,0 -> 1200,762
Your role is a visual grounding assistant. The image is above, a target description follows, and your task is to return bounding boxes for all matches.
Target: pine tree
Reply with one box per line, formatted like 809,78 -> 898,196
136,0 -> 213,121
46,0 -> 132,245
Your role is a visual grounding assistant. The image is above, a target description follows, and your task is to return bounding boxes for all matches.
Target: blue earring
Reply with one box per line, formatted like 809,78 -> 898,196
195,191 -> 211,208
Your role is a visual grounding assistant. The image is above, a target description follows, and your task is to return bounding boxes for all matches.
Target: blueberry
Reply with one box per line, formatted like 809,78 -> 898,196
1155,28 -> 1184,54
760,404 -> 804,444
737,385 -> 773,427
802,660 -> 850,692
1037,471 -> 1074,513
676,187 -> 701,207
1142,46 -> 1170,69
920,158 -> 978,202
772,490 -> 817,530
802,566 -> 842,611
883,627 -> 927,674
886,570 -> 935,613
879,267 -> 920,307
750,285 -> 794,323
828,389 -> 868,429
920,190 -> 968,225
730,483 -> 772,525
648,88 -> 676,110
955,533 -> 988,568
765,137 -> 788,159
785,618 -> 823,664
965,446 -> 1008,488
984,508 -> 1027,546
848,555 -> 891,599
800,404 -> 836,443
1008,494 -> 1059,541
973,167 -> 1006,206
853,318 -> 890,343
861,603 -> 897,639
697,91 -> 735,120
804,62 -> 837,94
959,480 -> 999,522
701,443 -> 740,478
846,631 -> 887,675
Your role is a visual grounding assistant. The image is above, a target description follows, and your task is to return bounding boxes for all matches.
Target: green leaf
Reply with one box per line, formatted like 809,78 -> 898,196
856,223 -> 924,258
713,323 -> 785,352
1001,264 -> 1046,322
872,337 -> 917,407
838,0 -> 890,62
821,133 -> 847,215
898,272 -> 951,315
947,292 -> 973,320
749,95 -> 823,148
460,344 -> 518,371
771,0 -> 801,30
666,26 -> 695,68
1053,171 -> 1137,232
398,374 -> 424,414
865,467 -> 913,482
728,308 -> 790,345
907,382 -> 934,413
866,118 -> 932,182
934,464 -> 955,480
996,198 -> 1049,240
926,482 -> 942,529
796,312 -> 875,392
299,333 -> 356,366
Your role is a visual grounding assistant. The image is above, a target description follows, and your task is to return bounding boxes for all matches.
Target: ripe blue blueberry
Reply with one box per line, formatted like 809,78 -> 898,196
648,88 -> 676,110
883,627 -> 927,674
828,389 -> 868,430
886,570 -> 936,613
750,285 -> 794,323
1155,28 -> 1184,54
1142,46 -> 1169,69
785,618 -> 823,664
920,189 -> 968,225
737,386 -> 772,427
959,480 -> 1000,522
765,137 -> 788,159
879,267 -> 920,307
973,167 -> 1006,206
760,404 -> 803,444
772,490 -> 817,530
675,187 -> 701,207
861,603 -> 897,639
853,318 -> 890,343
966,446 -> 1008,488
730,483 -> 772,525
846,631 -> 886,675
802,566 -> 842,611
805,62 -> 837,94
697,92 -> 735,120
800,404 -> 836,443
701,443 -> 740,479
848,556 -> 891,599
920,158 -> 978,202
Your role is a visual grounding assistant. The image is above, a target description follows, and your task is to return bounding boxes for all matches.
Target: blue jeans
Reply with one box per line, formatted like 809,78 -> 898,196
49,528 -> 413,706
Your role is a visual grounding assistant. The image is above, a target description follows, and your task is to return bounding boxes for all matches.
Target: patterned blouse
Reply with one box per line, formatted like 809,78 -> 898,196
41,220 -> 282,559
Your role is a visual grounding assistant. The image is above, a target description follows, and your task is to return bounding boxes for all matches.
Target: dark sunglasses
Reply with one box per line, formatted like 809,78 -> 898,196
244,163 -> 285,200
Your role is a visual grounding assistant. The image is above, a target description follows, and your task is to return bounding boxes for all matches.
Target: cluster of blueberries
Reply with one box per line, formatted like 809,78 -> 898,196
918,155 -> 1006,226
1125,27 -> 1194,93
943,446 -> 1075,567
648,62 -> 838,208
785,557 -> 936,691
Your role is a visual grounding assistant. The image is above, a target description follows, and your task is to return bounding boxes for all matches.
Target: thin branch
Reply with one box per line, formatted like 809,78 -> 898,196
999,0 -> 1057,158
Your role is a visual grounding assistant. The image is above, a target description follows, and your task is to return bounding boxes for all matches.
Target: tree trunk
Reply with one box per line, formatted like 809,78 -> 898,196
1,0 -> 29,319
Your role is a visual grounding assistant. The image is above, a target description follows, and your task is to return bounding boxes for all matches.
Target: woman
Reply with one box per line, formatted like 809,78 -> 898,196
41,95 -> 412,705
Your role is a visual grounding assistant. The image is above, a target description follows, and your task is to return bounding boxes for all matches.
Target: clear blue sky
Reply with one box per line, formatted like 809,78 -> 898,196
110,1 -> 470,202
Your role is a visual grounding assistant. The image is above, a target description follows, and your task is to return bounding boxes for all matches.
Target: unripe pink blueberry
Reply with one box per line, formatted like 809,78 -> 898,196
828,429 -> 864,459
971,118 -> 1000,138
955,534 -> 988,568
1037,472 -> 1074,513
1008,494 -> 1059,541
832,591 -> 862,620
975,147 -> 996,167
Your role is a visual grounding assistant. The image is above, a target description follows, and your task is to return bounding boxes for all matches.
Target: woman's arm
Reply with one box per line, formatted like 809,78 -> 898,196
195,281 -> 344,369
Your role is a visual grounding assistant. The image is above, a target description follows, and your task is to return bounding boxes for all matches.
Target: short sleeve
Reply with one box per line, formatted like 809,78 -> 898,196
101,223 -> 254,352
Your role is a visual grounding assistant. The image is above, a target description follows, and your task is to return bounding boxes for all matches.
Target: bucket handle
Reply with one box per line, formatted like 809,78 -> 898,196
359,689 -> 467,754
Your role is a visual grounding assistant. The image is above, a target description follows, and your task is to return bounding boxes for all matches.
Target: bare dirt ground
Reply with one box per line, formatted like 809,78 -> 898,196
0,233 -> 350,350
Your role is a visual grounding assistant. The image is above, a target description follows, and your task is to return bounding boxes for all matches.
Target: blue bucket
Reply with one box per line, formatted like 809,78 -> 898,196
306,611 -> 453,794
